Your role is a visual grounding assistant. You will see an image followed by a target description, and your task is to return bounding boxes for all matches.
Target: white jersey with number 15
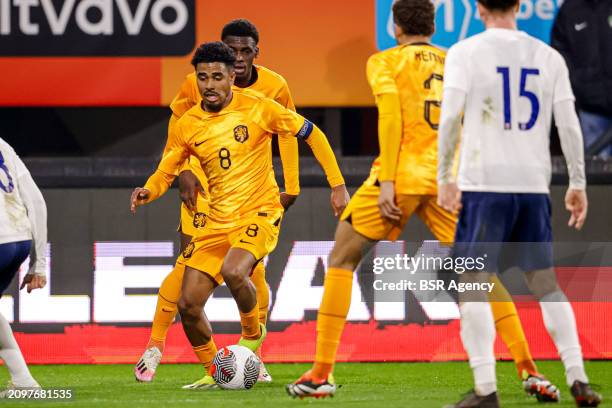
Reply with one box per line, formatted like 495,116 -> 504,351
443,28 -> 575,193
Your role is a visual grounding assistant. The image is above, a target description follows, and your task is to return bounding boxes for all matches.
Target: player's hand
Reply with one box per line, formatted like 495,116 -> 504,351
280,192 -> 298,211
378,181 -> 401,225
20,274 -> 47,293
438,182 -> 462,214
565,188 -> 588,230
331,184 -> 350,217
179,170 -> 205,212
130,187 -> 151,214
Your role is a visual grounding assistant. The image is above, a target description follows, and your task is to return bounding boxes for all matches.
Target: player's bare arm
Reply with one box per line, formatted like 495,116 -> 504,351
565,189 -> 588,230
178,169 -> 205,212
279,192 -> 298,210
330,184 -> 350,217
377,181 -> 401,224
20,274 -> 47,293
130,187 -> 151,214
554,95 -> 588,231
437,182 -> 462,214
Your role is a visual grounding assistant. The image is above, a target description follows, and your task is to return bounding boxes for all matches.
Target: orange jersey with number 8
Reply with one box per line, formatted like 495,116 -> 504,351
366,44 -> 445,195
160,91 -> 311,229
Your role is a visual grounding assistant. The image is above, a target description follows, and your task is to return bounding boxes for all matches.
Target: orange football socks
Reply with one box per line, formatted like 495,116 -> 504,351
240,302 -> 261,340
193,338 -> 218,373
250,264 -> 270,325
148,263 -> 185,352
312,267 -> 354,380
489,276 -> 537,377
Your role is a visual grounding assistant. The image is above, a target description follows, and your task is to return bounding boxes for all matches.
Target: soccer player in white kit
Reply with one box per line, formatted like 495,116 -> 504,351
0,137 -> 47,394
437,0 -> 602,407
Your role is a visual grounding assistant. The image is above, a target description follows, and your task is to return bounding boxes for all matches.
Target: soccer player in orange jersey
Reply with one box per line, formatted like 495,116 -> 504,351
131,42 -> 348,389
134,20 -> 307,384
287,0 -> 557,400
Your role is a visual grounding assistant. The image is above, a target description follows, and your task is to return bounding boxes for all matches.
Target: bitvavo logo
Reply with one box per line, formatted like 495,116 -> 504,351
376,0 -> 563,51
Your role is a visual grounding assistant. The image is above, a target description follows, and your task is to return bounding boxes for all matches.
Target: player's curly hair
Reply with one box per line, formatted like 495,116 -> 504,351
191,41 -> 236,68
393,0 -> 435,37
221,19 -> 259,44
477,0 -> 519,12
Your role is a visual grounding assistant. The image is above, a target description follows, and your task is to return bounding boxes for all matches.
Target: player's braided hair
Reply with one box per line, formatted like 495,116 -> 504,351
393,0 -> 435,37
477,0 -> 519,12
191,42 -> 236,68
221,19 -> 259,44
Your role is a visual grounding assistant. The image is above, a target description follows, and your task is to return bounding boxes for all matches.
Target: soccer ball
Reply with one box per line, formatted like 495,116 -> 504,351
210,345 -> 261,390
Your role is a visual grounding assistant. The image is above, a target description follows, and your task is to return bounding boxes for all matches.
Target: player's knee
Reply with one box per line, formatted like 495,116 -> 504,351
525,268 -> 561,300
177,297 -> 201,322
221,264 -> 249,287
328,246 -> 359,271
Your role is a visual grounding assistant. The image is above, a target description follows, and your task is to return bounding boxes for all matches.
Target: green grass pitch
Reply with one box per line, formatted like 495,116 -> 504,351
1,361 -> 608,407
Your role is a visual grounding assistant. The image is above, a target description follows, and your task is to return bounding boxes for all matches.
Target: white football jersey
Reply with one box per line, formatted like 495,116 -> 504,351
443,28 -> 575,193
0,138 -> 32,244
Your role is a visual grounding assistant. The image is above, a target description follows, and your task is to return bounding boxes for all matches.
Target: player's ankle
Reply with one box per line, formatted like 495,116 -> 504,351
13,377 -> 39,388
517,360 -> 538,379
241,330 -> 261,341
146,338 -> 165,353
312,363 -> 333,381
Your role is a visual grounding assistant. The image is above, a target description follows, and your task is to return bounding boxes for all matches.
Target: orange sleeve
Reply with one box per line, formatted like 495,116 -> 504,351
169,74 -> 199,118
163,112 -> 192,174
375,93 -> 402,181
162,118 -> 192,174
253,98 -> 345,189
366,52 -> 402,181
303,125 -> 345,188
143,170 -> 176,202
275,78 -> 296,111
366,52 -> 398,96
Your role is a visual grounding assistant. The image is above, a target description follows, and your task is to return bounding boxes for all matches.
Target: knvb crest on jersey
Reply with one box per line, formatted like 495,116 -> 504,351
182,241 -> 195,258
193,212 -> 206,229
233,125 -> 249,143
0,0 -> 195,56
376,0 -> 562,51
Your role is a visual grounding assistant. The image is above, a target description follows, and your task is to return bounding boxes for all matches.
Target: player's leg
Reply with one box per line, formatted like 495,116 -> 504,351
287,221 -> 374,399
446,192 -> 520,408
525,267 -> 601,406
134,262 -> 185,382
421,197 -> 534,376
488,277 -> 560,401
0,241 -> 40,392
314,221 -> 373,377
223,217 -> 284,353
420,196 -> 557,401
456,271 -> 499,406
150,265 -> 183,349
487,278 -> 536,376
516,194 -> 600,406
178,265 -> 219,389
287,183 -> 396,399
220,247 -> 263,347
250,263 -> 269,326
249,262 -> 273,382
135,199 -> 210,381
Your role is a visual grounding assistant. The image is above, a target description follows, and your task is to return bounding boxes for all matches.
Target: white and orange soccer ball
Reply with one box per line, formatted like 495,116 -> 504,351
210,345 -> 261,390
